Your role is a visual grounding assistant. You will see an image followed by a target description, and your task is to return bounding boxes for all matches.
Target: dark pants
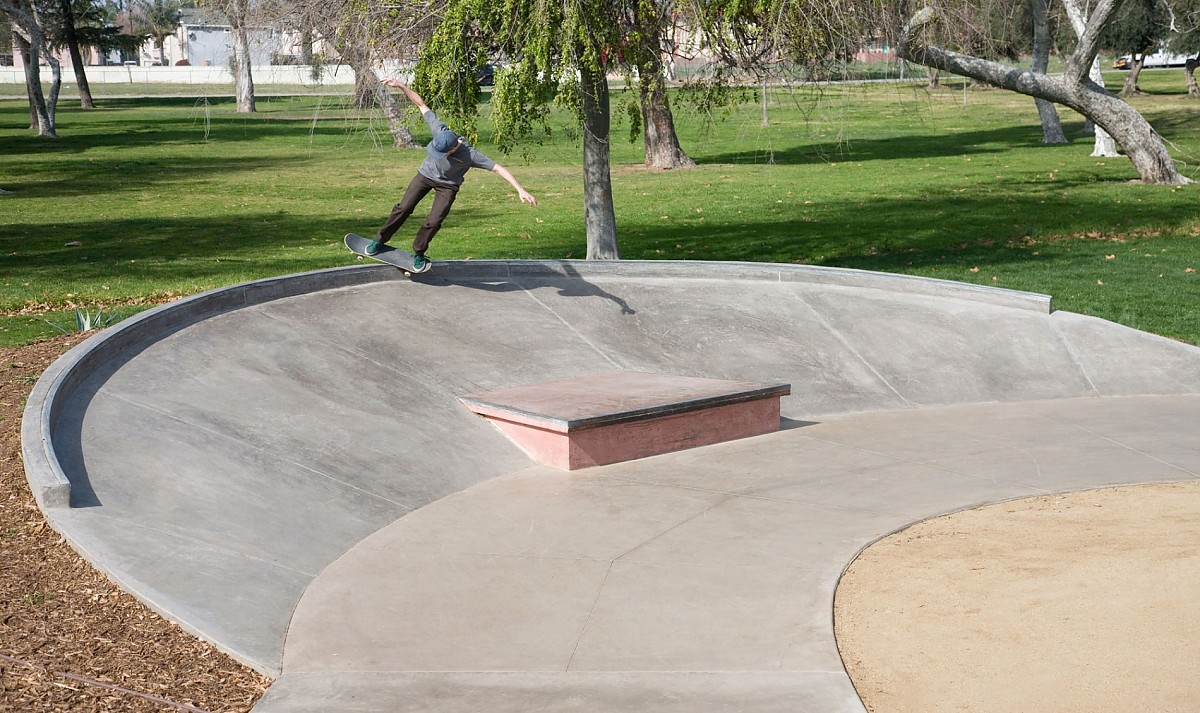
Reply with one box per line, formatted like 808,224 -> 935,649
375,174 -> 460,254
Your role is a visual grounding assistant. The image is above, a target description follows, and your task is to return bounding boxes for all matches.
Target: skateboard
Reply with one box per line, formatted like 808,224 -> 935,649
345,233 -> 431,275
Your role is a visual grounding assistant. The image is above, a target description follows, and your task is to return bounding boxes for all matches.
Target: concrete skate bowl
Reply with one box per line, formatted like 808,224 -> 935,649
23,260 -> 1200,712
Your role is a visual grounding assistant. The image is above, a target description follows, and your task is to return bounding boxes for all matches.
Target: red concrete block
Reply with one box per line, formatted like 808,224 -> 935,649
460,372 -> 790,470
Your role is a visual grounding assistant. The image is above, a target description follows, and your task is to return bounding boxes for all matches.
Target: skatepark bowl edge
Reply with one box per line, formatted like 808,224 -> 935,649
21,259 -> 1200,712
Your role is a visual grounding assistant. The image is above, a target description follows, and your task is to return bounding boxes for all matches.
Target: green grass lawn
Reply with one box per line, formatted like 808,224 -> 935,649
1,69 -> 1197,346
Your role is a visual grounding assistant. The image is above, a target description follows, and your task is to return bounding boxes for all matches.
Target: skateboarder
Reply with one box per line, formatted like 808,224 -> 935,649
366,78 -> 538,271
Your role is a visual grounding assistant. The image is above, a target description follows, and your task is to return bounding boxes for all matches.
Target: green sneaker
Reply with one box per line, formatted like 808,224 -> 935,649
365,240 -> 383,256
412,253 -> 430,271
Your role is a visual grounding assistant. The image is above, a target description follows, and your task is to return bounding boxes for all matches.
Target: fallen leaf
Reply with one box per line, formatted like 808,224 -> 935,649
64,241 -> 82,247
1187,268 -> 1195,273
1105,255 -> 1116,260
1097,280 -> 1104,285
969,267 -> 980,273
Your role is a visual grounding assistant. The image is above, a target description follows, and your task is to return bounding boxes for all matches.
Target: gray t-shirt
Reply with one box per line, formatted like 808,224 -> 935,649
417,110 -> 496,186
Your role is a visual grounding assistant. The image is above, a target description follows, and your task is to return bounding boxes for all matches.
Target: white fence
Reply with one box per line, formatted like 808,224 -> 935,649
0,65 -> 358,85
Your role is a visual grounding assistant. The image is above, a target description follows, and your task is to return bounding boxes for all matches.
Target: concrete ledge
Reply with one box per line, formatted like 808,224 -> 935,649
461,372 -> 790,470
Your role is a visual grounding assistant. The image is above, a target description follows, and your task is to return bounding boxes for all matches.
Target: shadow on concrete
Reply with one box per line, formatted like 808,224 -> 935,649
780,417 -> 820,431
414,265 -> 638,316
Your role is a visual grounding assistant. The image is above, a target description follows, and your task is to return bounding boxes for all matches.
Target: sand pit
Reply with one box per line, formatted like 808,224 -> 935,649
835,481 -> 1200,713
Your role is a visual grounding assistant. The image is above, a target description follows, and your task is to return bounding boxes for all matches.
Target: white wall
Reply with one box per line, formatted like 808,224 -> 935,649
0,65 -> 358,85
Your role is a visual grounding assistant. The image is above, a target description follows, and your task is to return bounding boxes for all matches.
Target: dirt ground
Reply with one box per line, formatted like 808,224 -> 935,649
836,481 -> 1200,713
1,334 -> 269,713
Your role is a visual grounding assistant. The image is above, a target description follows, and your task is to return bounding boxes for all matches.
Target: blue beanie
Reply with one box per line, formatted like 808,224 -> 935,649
429,129 -> 461,156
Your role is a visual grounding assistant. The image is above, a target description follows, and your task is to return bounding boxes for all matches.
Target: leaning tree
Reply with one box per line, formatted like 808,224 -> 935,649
897,0 -> 1192,184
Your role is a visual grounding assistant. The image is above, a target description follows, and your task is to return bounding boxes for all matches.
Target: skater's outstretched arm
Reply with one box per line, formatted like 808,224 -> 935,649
491,164 -> 538,206
381,78 -> 429,113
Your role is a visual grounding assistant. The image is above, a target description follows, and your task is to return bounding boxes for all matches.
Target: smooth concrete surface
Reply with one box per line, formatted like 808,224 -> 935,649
256,396 -> 1199,713
20,260 -> 1200,711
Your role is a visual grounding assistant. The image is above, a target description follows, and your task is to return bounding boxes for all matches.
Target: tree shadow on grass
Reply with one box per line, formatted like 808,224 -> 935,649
0,154 -> 314,199
0,98 -> 369,156
3,213 -> 356,293
615,178 -> 1198,271
695,124 -> 1087,166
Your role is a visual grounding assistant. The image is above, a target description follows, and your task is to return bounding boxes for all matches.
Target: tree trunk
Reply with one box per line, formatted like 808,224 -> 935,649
353,66 -> 374,108
580,64 -> 620,260
639,56 -> 695,169
899,6 -> 1190,184
230,0 -> 256,113
1187,58 -> 1199,97
1087,58 -> 1120,156
57,0 -> 94,108
14,29 -> 55,136
927,67 -> 940,88
1061,0 -> 1120,156
1122,56 -> 1144,95
1078,88 -> 1183,182
300,24 -> 313,65
46,51 -> 62,127
1031,0 -> 1067,144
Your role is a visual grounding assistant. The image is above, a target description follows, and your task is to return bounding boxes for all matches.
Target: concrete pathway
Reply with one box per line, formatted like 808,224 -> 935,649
254,395 -> 1200,712
22,261 -> 1200,711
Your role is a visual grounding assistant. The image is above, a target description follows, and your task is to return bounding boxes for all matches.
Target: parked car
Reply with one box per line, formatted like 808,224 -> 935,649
1113,50 -> 1193,69
475,64 -> 496,86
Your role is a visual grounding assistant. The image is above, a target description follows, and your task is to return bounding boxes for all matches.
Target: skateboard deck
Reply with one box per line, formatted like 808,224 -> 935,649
345,233 -> 431,274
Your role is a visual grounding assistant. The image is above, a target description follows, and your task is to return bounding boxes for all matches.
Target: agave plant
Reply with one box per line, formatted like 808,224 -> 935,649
47,307 -> 119,335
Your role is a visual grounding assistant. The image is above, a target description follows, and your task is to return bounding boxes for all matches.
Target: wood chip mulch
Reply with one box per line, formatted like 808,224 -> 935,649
1,334 -> 271,713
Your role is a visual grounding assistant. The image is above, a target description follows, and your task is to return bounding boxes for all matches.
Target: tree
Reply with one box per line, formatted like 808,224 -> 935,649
1100,0 -> 1171,95
228,0 -> 254,111
1031,0 -> 1068,143
197,0 -> 256,111
131,0 -> 181,67
47,0 -> 96,108
1168,0 -> 1200,96
897,1 -> 1191,184
1061,0 -> 1121,156
287,0 -> 444,148
688,0 -> 785,127
689,0 -> 887,126
2,0 -> 61,137
629,1 -> 696,169
415,0 -> 627,259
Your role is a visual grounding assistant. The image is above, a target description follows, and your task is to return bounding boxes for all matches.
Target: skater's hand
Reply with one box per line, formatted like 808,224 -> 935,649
382,77 -> 405,89
518,189 -> 538,206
